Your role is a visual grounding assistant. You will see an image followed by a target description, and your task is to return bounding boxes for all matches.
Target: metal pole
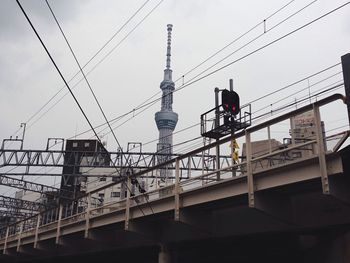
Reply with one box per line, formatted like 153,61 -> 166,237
229,79 -> 236,177
84,193 -> 91,238
246,131 -> 254,207
3,226 -> 9,255
124,176 -> 131,230
16,222 -> 24,252
174,159 -> 180,221
267,126 -> 272,153
20,123 -> 26,150
290,117 -> 295,146
55,205 -> 63,244
313,105 -> 329,194
214,87 -> 220,181
34,214 -> 41,248
341,53 -> 350,125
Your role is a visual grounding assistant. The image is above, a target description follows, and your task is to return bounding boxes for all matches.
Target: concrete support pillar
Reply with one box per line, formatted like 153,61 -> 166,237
158,244 -> 171,263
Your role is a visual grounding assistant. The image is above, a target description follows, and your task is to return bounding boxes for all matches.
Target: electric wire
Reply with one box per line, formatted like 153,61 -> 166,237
45,0 -> 159,215
16,0 -> 149,215
5,1 -> 349,215
252,82 -> 344,123
15,0 -> 163,135
245,63 -> 341,106
172,0 -> 297,84
252,71 -> 343,114
88,0 -> 317,135
45,0 -> 123,150
86,80 -> 345,184
172,2 -> 350,96
74,0 -> 346,140
15,0 -> 307,139
174,0 -> 318,88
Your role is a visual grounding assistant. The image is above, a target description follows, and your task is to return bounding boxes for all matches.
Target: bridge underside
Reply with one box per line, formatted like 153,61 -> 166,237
3,178 -> 350,262
2,146 -> 350,263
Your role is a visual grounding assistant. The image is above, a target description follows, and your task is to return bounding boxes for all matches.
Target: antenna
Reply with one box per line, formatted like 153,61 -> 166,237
166,24 -> 173,70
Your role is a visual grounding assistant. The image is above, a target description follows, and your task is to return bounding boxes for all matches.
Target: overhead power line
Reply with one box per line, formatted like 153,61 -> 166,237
245,63 -> 341,106
67,0 -> 340,140
12,0 -> 163,137
173,0 -> 298,84
15,0 -> 301,138
45,0 -> 155,215
173,1 -> 350,95
252,70 -> 343,114
45,0 -> 122,150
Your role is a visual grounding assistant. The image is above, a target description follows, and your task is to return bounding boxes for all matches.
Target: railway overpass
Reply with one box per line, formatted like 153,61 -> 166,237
1,94 -> 350,262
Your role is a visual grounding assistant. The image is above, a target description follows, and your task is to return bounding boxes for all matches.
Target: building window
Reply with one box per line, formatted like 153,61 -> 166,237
99,177 -> 106,182
98,193 -> 104,199
111,192 -> 120,198
72,142 -> 78,147
84,142 -> 90,148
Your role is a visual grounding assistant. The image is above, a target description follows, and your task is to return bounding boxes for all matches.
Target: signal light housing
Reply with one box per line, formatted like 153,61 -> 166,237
221,89 -> 240,115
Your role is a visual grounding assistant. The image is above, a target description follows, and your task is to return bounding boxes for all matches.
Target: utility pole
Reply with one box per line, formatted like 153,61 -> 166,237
341,53 -> 350,125
214,87 -> 220,181
20,123 -> 26,150
229,79 -> 236,177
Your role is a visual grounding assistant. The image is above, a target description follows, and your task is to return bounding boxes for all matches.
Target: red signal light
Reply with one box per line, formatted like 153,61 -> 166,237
221,89 -> 240,115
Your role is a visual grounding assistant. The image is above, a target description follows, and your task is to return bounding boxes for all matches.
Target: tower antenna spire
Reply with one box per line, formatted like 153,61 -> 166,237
166,24 -> 172,70
155,24 -> 178,183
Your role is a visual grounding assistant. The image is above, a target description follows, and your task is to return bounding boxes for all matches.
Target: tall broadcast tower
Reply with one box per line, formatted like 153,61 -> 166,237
155,24 -> 178,181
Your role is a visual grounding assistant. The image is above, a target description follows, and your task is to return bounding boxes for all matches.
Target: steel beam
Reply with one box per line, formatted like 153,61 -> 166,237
0,149 -> 229,172
0,175 -> 72,200
0,195 -> 47,212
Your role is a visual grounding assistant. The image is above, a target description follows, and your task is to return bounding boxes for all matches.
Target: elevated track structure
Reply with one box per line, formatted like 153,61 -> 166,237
1,94 -> 350,262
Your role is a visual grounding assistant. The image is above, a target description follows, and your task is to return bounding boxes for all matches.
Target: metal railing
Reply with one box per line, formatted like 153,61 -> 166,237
0,94 -> 347,248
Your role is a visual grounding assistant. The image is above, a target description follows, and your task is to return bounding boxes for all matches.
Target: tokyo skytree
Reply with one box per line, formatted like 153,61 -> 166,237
154,24 -> 178,181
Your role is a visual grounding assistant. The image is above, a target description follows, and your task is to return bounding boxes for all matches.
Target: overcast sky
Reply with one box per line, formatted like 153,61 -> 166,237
1,0 -> 350,196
